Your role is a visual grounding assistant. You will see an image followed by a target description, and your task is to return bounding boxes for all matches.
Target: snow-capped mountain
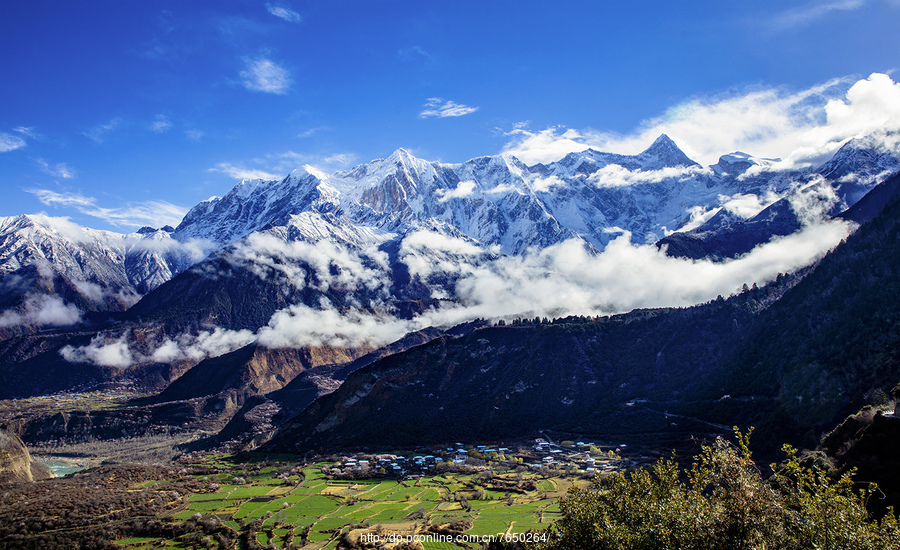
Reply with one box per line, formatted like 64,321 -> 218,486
116,132 -> 897,336
3,131 -> 899,337
817,131 -> 900,206
657,130 -> 900,260
0,215 -> 210,320
0,129 -> 898,410
174,134 -> 802,255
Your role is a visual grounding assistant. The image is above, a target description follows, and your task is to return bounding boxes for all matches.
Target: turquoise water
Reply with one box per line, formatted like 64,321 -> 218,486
43,461 -> 86,477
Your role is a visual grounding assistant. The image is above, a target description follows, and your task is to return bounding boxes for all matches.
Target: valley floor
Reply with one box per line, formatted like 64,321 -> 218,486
0,451 -> 601,549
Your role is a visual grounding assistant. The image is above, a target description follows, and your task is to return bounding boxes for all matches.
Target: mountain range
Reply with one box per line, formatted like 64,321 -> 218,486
2,131 -> 900,455
5,133 -> 896,329
264,170 -> 900,456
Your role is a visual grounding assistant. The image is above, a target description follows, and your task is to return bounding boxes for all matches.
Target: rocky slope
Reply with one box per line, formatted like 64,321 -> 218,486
0,428 -> 53,482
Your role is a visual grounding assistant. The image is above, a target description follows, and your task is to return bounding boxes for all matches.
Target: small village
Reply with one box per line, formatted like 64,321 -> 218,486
324,436 -> 628,479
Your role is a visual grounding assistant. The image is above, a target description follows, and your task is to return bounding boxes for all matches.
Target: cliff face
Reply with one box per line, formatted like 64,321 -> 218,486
0,428 -> 54,482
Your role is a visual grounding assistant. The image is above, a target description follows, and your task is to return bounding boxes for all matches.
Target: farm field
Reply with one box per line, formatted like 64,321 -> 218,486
115,455 -> 589,549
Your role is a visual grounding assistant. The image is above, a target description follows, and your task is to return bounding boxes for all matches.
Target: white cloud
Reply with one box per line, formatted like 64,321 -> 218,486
22,213 -> 95,243
484,183 -> 518,195
787,179 -> 841,226
0,132 -> 27,152
257,304 -> 409,349
419,97 -> 479,119
587,165 -> 708,188
718,191 -> 780,219
61,327 -> 256,369
501,127 -> 592,165
53,210 -> 855,362
72,280 -> 105,302
771,0 -> 865,30
128,233 -> 215,266
409,219 -> 854,324
176,327 -> 256,361
28,189 -> 187,228
209,162 -> 281,181
436,180 -> 477,202
501,73 -> 900,169
36,158 -> 76,179
531,175 -> 566,192
398,230 -> 490,285
267,3 -> 301,23
83,118 -> 122,144
29,189 -> 95,209
230,233 -> 392,296
150,339 -> 182,363
249,216 -> 855,349
61,335 -> 132,368
240,56 -> 291,95
150,114 -> 173,133
0,294 -> 82,328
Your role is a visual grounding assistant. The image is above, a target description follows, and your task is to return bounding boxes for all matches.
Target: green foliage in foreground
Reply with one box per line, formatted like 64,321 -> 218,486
534,429 -> 900,550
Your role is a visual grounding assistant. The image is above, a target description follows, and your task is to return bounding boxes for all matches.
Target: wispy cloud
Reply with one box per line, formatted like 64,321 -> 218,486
210,150 -> 357,182
185,129 -> 206,141
398,45 -> 432,62
317,152 -> 357,169
257,150 -> 358,173
0,132 -> 26,152
419,97 -> 479,119
36,158 -> 76,179
150,114 -> 173,133
209,163 -> 281,181
13,126 -> 41,139
502,73 -> 900,168
0,294 -> 82,329
267,3 -> 302,23
297,127 -> 320,138
27,188 -> 187,228
240,56 -> 292,94
83,118 -> 122,144
771,0 -> 865,30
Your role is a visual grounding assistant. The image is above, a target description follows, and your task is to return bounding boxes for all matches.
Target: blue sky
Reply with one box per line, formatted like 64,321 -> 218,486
2,0 -> 899,232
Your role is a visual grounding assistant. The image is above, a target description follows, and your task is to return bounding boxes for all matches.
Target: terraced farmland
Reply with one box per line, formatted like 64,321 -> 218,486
117,457 -> 585,549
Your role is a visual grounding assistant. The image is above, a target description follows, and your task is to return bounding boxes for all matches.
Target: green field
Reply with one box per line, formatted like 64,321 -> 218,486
119,456 -> 585,549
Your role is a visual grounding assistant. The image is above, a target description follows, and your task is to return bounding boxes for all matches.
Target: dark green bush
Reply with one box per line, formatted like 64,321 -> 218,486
532,429 -> 900,550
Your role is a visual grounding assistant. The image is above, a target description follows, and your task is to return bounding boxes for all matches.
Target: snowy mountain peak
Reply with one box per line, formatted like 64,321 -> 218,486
337,148 -> 435,188
712,152 -> 781,176
818,130 -> 900,179
650,133 -> 678,148
280,165 -> 328,187
637,134 -> 699,169
231,178 -> 268,199
387,147 -> 414,162
173,163 -> 342,245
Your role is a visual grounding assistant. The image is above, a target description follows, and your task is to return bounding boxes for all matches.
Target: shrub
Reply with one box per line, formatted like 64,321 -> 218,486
531,429 -> 900,550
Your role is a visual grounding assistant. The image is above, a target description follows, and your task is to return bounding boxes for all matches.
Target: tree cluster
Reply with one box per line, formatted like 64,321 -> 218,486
530,430 -> 900,550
